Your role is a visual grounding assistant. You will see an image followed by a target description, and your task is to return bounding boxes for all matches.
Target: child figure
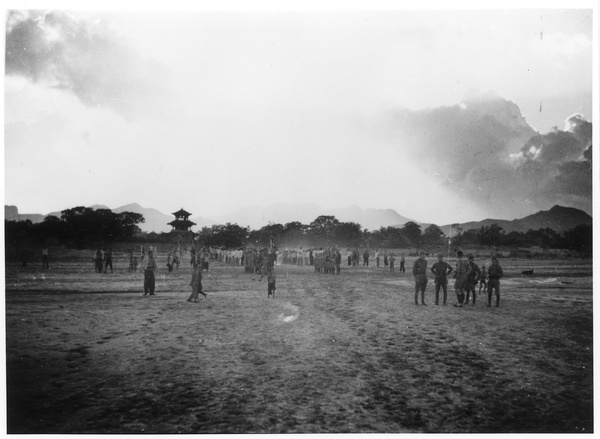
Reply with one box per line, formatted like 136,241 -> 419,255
187,263 -> 207,303
267,268 -> 276,298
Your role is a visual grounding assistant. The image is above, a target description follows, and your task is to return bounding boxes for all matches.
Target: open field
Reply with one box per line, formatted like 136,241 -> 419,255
5,254 -> 593,433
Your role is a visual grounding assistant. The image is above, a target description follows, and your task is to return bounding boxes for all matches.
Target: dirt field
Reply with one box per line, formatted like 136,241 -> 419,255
5,252 -> 593,433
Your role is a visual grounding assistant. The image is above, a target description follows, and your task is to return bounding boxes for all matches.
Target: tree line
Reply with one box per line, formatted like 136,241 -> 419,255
5,209 -> 592,256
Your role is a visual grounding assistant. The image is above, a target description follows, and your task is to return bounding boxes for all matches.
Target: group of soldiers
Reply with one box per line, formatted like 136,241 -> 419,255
412,250 -> 504,308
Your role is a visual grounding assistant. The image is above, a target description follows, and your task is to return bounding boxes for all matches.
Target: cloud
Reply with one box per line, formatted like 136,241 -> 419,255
380,91 -> 593,218
5,10 -> 171,119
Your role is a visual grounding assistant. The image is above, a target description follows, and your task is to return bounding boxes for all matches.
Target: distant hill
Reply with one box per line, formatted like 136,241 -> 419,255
441,205 -> 592,234
112,203 -> 215,233
5,203 -> 591,235
215,203 -> 418,230
5,205 -> 45,223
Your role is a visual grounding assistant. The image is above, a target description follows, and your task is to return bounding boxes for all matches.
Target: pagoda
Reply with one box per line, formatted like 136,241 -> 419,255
168,208 -> 196,232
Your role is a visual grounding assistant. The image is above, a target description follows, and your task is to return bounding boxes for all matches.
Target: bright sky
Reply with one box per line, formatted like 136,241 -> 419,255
4,1 -> 597,225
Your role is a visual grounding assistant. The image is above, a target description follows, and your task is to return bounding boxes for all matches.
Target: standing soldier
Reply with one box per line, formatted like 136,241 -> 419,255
335,250 -> 342,275
41,246 -> 49,269
453,251 -> 471,307
464,255 -> 481,305
267,268 -> 277,298
363,249 -> 370,267
487,256 -> 504,307
128,248 -> 135,272
431,253 -> 453,305
384,251 -> 388,268
413,250 -> 428,305
103,247 -> 113,273
142,251 -> 158,296
95,247 -> 104,273
400,253 -> 406,273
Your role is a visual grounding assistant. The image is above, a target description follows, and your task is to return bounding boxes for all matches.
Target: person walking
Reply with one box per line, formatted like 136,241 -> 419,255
453,251 -> 471,307
487,256 -> 504,307
187,262 -> 207,303
413,250 -> 428,305
431,253 -> 453,305
464,255 -> 481,305
142,251 -> 158,296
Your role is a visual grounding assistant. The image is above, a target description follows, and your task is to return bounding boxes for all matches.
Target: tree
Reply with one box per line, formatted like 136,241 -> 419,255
334,222 -> 363,247
400,221 -> 422,247
563,224 -> 592,255
208,223 -> 249,248
307,215 -> 339,246
422,224 -> 445,246
479,224 -> 504,247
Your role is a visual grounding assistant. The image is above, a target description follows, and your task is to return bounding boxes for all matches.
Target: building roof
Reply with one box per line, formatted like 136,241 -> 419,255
168,219 -> 197,226
172,208 -> 192,217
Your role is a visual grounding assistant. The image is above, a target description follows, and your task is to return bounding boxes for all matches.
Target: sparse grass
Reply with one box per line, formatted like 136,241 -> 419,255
5,256 -> 593,433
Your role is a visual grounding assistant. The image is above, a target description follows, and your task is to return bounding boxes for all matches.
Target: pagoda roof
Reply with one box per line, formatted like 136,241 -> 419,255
172,208 -> 192,217
168,219 -> 197,226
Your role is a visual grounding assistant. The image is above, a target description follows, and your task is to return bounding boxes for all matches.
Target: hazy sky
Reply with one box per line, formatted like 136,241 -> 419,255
4,1 -> 596,225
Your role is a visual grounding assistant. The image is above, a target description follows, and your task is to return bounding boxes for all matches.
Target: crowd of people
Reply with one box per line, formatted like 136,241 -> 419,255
73,242 -> 505,307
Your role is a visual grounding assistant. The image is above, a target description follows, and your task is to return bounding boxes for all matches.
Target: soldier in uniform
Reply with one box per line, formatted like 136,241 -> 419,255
412,250 -> 428,305
431,253 -> 453,305
487,256 -> 504,307
453,251 -> 471,307
464,254 -> 482,305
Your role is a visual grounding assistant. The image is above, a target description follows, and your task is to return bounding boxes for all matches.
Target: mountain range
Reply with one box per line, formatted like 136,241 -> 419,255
4,203 -> 592,235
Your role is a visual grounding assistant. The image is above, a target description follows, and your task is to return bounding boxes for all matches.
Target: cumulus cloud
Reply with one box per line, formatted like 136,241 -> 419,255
5,10 -> 171,119
382,91 -> 592,218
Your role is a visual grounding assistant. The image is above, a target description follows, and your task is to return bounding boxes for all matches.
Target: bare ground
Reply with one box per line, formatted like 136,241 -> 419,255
5,255 -> 593,433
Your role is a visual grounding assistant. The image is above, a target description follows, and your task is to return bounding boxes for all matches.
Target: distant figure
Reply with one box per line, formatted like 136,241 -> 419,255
167,252 -> 173,272
335,250 -> 342,275
363,250 -> 369,267
41,246 -> 49,269
453,251 -> 471,307
375,249 -> 380,267
384,251 -> 388,268
347,249 -> 352,266
187,262 -> 207,303
400,253 -> 406,273
487,257 -> 504,307
464,255 -> 481,305
431,253 -> 453,306
413,250 -> 428,305
95,248 -> 104,273
479,266 -> 488,296
142,251 -> 157,296
103,247 -> 113,273
267,267 -> 277,298
389,254 -> 395,272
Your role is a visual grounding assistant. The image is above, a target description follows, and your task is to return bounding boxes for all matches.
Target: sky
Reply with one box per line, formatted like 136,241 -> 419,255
4,1 -> 597,226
